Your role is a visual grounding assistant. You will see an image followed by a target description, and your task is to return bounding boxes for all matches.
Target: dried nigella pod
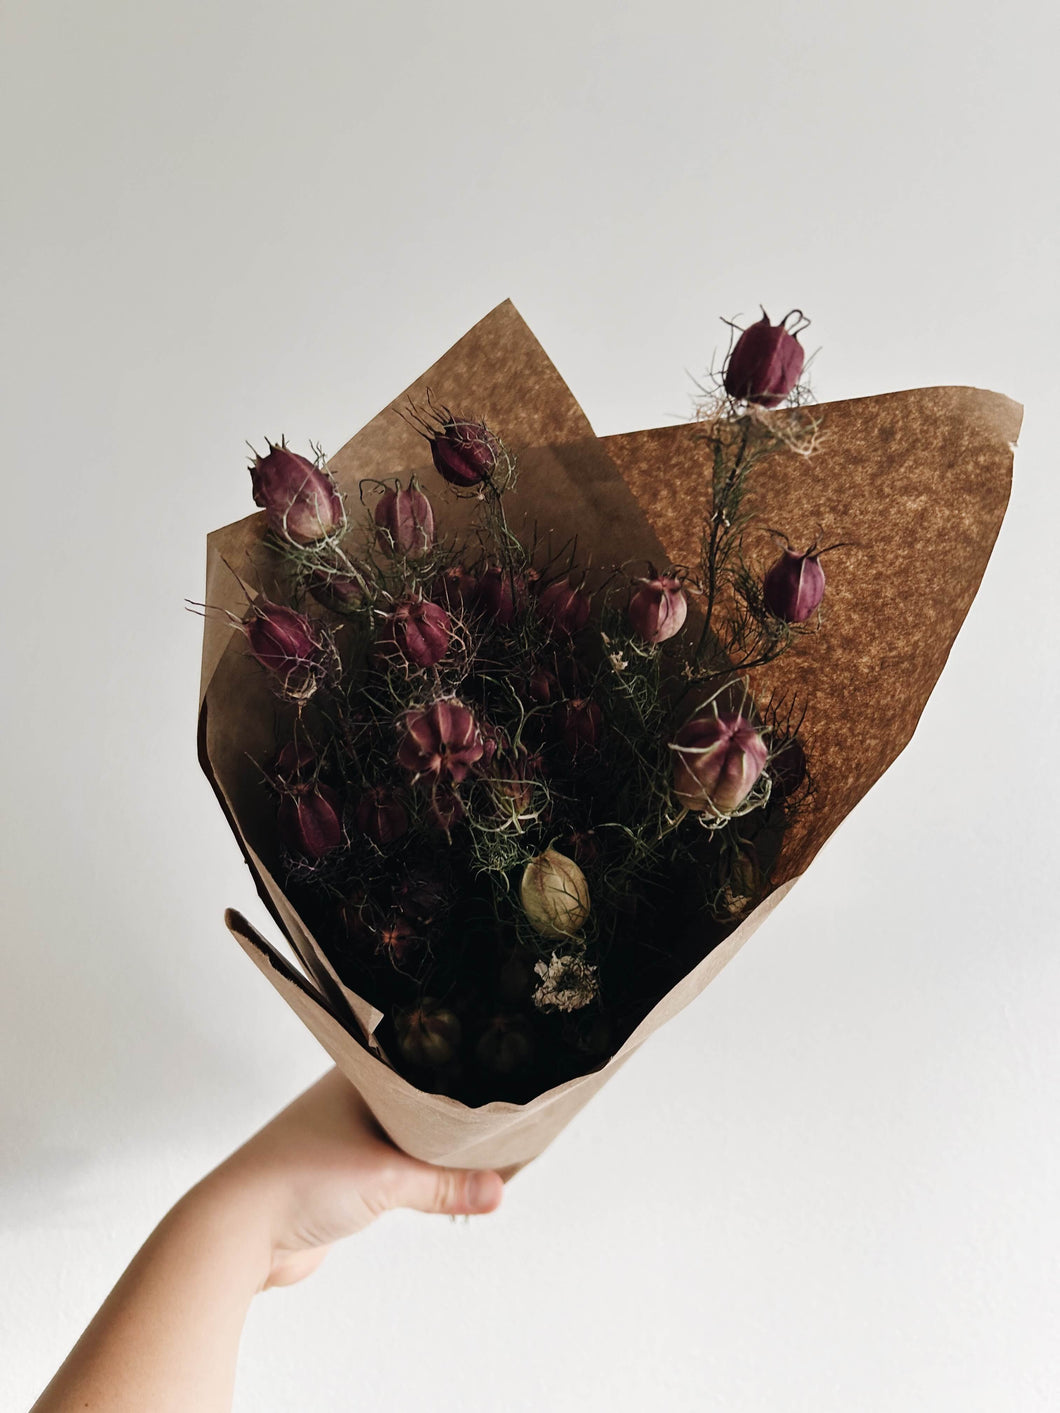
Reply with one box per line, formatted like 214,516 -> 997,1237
250,440 -> 344,545
373,479 -> 435,558
670,710 -> 769,815
627,570 -> 688,644
395,1000 -> 462,1068
723,310 -> 807,407
377,598 -> 451,669
397,699 -> 484,783
278,782 -> 343,858
763,546 -> 826,623
520,850 -> 590,939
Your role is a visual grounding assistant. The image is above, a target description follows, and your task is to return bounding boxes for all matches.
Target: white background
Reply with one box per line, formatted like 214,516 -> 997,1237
2,2 -> 1058,1409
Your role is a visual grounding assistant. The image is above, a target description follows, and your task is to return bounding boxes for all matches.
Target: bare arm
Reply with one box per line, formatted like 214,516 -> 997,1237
32,1068 -> 504,1412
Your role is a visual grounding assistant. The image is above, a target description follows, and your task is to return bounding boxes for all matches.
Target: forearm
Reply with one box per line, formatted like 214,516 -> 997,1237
32,1175 -> 271,1413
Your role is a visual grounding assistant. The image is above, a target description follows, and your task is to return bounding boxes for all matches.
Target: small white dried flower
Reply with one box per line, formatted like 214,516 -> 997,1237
532,951 -> 599,1014
608,652 -> 629,673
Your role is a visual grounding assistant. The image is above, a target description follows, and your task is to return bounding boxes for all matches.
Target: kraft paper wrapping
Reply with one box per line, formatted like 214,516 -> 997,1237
198,301 -> 1021,1180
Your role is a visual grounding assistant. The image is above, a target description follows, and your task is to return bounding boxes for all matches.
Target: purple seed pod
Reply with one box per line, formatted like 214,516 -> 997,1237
397,699 -> 484,783
395,1000 -> 462,1068
769,736 -> 807,800
723,310 -> 807,408
244,599 -> 329,700
473,566 -> 526,627
354,786 -> 409,846
308,566 -> 364,614
671,711 -> 769,815
271,740 -> 319,786
537,578 -> 591,636
378,598 -> 451,669
428,418 -> 502,488
250,441 -> 344,545
396,871 -> 451,928
555,697 -> 602,755
763,547 -> 826,623
278,782 -> 343,858
373,479 -> 435,558
628,572 -> 688,644
433,565 -> 477,614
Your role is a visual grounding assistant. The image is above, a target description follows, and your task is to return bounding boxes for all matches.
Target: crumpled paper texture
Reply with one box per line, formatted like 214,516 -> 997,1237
199,301 -> 1020,1179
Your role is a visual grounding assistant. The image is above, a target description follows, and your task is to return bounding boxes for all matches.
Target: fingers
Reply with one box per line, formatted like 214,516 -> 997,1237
389,1162 -> 505,1217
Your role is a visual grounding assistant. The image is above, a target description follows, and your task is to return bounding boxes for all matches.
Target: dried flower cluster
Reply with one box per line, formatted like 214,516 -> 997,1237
229,317 -> 834,1103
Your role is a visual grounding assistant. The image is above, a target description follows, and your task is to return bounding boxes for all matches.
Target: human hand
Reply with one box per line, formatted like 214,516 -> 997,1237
198,1067 -> 505,1290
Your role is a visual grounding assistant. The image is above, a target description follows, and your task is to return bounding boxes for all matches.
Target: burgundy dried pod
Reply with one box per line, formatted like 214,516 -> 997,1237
278,782 -> 343,859
308,566 -> 364,614
373,480 -> 435,559
537,578 -> 591,636
395,1000 -> 462,1068
250,441 -> 344,545
555,697 -> 603,755
354,786 -> 409,846
491,744 -> 540,813
763,547 -> 826,623
671,711 -> 769,815
527,663 -> 558,704
428,417 -> 502,488
244,600 -> 328,699
769,736 -> 807,799
723,310 -> 806,408
476,1015 -> 536,1075
396,871 -> 451,927
473,566 -> 526,627
378,598 -> 451,669
433,565 -> 477,614
271,740 -> 318,786
628,571 -> 688,644
397,699 -> 485,783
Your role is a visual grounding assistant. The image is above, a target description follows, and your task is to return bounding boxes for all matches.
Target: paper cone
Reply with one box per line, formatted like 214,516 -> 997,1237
199,301 -> 1020,1178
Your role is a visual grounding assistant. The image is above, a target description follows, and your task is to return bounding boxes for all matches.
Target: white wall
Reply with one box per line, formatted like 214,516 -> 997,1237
2,1 -> 1057,1408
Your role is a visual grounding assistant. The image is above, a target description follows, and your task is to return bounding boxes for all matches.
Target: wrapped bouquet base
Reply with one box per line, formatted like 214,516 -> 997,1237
199,301 -> 1020,1178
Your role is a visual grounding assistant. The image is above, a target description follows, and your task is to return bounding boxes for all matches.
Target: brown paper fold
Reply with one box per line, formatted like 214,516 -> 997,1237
199,300 -> 1020,1178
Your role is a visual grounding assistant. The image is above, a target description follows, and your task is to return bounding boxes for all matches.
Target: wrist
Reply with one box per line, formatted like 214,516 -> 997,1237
178,1168 -> 277,1299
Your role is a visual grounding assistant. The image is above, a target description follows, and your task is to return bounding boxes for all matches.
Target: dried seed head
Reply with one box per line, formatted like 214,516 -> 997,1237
723,310 -> 806,408
397,699 -> 484,783
243,599 -> 330,701
377,598 -> 451,668
537,578 -> 591,636
476,1015 -> 536,1074
250,441 -> 344,544
671,710 -> 769,815
278,782 -> 343,858
395,1000 -> 462,1068
763,547 -> 826,623
373,479 -> 435,558
531,950 -> 599,1013
520,849 -> 591,939
354,786 -> 409,846
628,572 -> 688,644
428,418 -> 502,488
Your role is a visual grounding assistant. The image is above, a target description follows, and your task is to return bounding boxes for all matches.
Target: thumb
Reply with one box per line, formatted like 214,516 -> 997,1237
388,1160 -> 505,1217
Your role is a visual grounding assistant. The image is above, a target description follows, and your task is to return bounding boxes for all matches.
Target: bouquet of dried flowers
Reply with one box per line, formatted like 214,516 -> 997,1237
217,310 -> 835,1106
198,300 -> 1018,1174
